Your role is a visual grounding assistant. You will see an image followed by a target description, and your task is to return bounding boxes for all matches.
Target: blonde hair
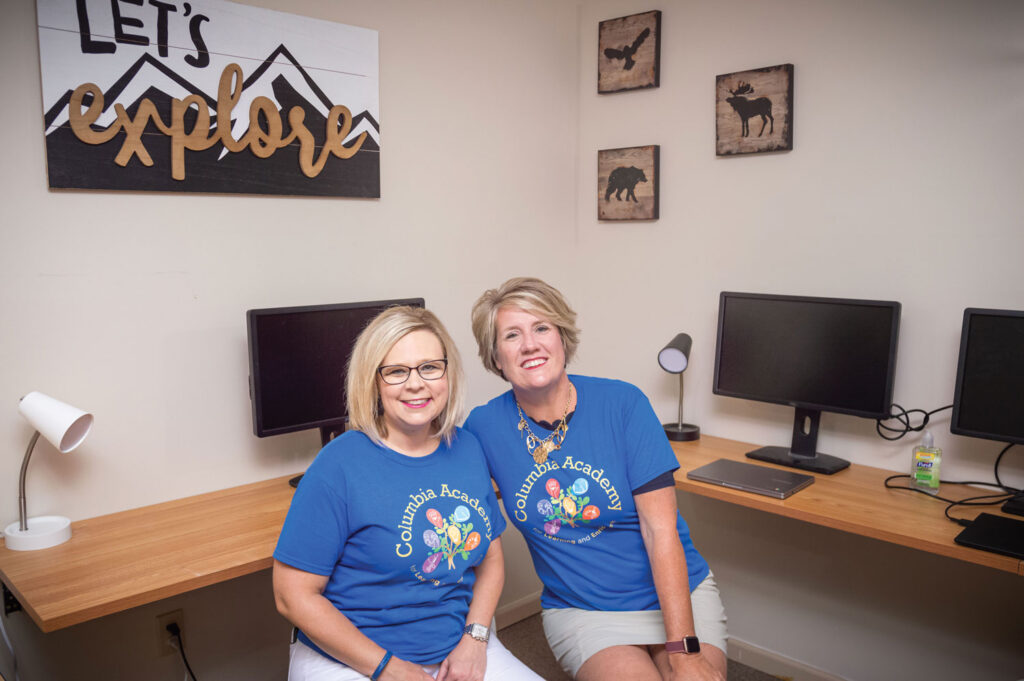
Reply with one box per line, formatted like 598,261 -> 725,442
346,306 -> 464,445
470,277 -> 580,379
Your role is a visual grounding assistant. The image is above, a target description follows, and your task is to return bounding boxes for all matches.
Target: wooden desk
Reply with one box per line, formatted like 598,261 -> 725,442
0,474 -> 296,632
1,435 -> 1020,634
672,436 -> 1024,577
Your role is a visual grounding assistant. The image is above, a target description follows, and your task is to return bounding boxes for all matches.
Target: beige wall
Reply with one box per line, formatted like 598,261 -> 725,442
2,0 -> 1022,679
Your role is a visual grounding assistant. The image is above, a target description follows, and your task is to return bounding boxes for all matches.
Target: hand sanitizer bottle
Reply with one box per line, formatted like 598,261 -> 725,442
911,430 -> 942,495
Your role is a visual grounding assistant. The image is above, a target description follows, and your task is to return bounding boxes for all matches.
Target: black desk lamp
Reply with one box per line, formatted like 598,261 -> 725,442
658,333 -> 700,441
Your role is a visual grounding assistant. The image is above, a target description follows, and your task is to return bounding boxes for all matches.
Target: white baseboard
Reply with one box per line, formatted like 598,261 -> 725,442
728,637 -> 850,681
495,592 -> 542,630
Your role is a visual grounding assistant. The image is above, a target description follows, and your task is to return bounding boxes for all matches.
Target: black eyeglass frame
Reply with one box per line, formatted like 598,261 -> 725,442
377,359 -> 449,385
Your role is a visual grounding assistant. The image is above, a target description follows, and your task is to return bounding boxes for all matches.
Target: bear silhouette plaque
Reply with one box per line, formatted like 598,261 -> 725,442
598,145 -> 659,221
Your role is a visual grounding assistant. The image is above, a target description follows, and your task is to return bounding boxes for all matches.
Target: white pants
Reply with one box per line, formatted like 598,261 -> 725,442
288,634 -> 543,681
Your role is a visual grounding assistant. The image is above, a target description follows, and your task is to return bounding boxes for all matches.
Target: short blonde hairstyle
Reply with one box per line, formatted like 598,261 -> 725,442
346,306 -> 464,446
470,277 -> 580,379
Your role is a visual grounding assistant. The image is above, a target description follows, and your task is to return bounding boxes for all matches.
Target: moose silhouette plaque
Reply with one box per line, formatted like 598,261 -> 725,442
598,145 -> 659,221
598,10 -> 660,94
716,64 -> 793,156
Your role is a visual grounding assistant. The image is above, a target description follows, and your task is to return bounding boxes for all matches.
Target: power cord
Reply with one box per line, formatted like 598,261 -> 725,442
884,474 -> 1017,526
875,403 -> 952,440
166,622 -> 199,681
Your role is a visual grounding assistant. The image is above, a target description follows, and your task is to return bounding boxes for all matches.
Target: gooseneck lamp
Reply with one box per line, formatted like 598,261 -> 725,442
658,333 -> 700,441
3,392 -> 93,551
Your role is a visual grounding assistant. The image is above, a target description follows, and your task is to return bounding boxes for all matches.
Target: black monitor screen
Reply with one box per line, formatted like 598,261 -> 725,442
713,292 -> 900,474
714,292 -> 901,418
951,308 -> 1024,446
247,298 -> 424,438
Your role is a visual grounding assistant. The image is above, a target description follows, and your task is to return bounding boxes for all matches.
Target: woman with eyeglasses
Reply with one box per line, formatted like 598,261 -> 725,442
464,279 -> 727,681
273,306 -> 542,681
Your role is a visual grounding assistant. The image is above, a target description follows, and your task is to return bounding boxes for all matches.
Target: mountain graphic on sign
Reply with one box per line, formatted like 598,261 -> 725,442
221,44 -> 380,156
41,46 -> 380,196
42,45 -> 380,150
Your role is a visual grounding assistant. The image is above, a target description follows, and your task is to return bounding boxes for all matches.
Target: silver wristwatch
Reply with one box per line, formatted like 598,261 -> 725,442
464,623 -> 490,642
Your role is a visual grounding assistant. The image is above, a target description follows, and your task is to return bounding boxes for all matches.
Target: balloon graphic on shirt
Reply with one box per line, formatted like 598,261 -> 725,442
538,475 -> 600,530
421,504 -> 482,572
562,496 -> 578,517
545,479 -> 561,498
422,553 -> 442,573
447,524 -> 462,546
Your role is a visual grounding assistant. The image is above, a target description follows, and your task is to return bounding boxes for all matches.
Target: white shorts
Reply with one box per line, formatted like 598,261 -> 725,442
288,632 -> 543,681
541,572 -> 728,678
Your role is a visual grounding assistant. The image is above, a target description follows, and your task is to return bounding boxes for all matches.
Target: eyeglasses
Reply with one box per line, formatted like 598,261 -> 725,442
377,359 -> 449,385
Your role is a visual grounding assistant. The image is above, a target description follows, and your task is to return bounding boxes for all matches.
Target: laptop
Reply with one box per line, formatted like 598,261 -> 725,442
686,458 -> 814,499
953,512 -> 1024,560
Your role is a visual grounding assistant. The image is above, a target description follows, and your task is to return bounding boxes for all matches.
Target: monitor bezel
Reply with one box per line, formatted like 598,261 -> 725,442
950,307 -> 1024,446
246,297 -> 425,438
712,291 -> 902,420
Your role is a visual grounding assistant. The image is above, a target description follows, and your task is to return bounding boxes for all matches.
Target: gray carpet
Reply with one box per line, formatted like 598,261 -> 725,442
498,614 -> 780,681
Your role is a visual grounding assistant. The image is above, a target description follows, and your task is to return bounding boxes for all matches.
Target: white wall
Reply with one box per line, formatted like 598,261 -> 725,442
2,0 -> 1023,679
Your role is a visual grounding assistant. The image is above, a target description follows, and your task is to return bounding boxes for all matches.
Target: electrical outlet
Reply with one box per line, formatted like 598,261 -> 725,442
156,609 -> 184,657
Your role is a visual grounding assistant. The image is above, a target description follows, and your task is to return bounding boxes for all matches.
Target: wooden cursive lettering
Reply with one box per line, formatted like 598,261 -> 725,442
66,63 -> 369,182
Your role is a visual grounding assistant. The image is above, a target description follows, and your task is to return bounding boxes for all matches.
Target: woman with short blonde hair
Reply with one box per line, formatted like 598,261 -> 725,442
274,305 -> 541,681
347,306 -> 465,445
465,278 -> 728,681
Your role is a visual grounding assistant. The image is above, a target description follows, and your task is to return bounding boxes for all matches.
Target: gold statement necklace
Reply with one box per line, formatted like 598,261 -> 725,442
515,383 -> 574,465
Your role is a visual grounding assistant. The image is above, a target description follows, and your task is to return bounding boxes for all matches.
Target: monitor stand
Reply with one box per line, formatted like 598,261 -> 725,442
746,407 -> 850,475
288,424 -> 346,488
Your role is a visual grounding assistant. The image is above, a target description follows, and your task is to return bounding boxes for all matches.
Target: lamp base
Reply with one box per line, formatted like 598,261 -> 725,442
664,423 -> 700,441
3,516 -> 72,551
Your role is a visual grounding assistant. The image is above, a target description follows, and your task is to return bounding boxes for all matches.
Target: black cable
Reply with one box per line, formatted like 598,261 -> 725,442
884,474 -> 1014,526
993,442 -> 1018,493
167,622 -> 199,681
875,403 -> 952,440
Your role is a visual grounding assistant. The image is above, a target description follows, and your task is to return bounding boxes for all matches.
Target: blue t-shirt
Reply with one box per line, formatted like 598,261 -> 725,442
464,375 -> 709,612
273,428 -> 506,665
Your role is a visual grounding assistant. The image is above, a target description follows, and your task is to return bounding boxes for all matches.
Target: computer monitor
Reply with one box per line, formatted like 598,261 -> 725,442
713,292 -> 901,474
950,308 -> 1024,446
246,298 -> 425,444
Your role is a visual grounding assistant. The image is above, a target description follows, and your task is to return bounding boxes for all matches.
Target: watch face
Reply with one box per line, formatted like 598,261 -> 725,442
466,623 -> 489,640
684,636 -> 700,653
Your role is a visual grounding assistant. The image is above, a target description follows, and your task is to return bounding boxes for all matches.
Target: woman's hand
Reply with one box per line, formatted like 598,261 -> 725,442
668,652 -> 726,681
435,636 -> 487,681
379,655 -> 435,681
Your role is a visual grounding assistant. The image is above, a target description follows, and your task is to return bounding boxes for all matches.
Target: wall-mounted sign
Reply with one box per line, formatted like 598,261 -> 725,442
36,0 -> 380,197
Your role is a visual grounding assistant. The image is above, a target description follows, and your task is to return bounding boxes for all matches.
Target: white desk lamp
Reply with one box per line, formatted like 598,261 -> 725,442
658,333 -> 700,441
3,392 -> 93,551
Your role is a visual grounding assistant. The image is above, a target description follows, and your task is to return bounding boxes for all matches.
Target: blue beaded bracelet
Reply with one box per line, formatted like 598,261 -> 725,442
370,651 -> 393,681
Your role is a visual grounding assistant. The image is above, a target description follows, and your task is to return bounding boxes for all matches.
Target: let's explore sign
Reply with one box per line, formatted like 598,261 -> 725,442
37,0 -> 380,197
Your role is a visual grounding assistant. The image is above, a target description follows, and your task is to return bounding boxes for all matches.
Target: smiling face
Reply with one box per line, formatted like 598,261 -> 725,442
377,329 -> 449,444
494,306 -> 567,394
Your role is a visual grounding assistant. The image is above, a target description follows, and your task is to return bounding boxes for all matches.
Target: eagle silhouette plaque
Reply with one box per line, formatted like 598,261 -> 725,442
716,64 -> 794,156
598,145 -> 659,221
598,11 -> 660,94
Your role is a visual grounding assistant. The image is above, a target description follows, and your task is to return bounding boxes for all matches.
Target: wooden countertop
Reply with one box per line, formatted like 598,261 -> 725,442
671,435 -> 1023,576
0,474 -> 296,632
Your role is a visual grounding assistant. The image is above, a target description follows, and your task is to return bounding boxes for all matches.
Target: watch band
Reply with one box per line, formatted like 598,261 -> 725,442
463,623 -> 490,642
665,636 -> 701,654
